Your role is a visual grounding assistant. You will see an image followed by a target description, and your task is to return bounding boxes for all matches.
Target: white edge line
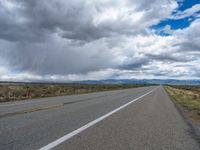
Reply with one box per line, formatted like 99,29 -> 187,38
39,86 -> 159,150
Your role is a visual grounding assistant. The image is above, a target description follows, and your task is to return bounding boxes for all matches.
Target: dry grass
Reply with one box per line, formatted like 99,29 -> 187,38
165,86 -> 200,116
0,83 -> 146,102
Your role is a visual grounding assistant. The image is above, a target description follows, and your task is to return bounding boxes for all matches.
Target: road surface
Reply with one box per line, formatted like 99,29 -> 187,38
0,86 -> 199,150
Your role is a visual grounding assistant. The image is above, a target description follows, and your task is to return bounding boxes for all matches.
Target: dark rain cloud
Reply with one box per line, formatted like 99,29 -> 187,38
0,0 -> 199,81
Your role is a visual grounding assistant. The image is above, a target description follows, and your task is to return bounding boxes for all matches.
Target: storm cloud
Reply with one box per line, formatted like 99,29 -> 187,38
0,0 -> 200,81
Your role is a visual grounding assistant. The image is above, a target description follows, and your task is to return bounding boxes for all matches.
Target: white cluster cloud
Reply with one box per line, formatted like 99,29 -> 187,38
0,0 -> 199,81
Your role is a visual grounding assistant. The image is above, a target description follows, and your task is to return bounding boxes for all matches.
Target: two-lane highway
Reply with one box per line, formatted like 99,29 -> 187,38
0,86 -> 199,150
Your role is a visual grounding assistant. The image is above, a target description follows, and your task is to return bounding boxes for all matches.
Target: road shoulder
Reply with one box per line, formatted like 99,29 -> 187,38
164,87 -> 200,147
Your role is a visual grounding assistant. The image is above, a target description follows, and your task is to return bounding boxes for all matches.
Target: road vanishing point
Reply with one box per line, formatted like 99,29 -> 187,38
0,86 -> 199,150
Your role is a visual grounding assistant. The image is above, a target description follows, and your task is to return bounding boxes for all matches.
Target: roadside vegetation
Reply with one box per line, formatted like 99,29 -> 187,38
165,85 -> 200,117
0,83 -> 148,102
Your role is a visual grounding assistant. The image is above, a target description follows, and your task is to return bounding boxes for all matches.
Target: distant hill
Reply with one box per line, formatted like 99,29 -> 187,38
1,79 -> 200,85
75,79 -> 200,85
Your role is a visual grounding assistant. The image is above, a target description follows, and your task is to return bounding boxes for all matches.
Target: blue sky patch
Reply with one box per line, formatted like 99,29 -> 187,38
178,0 -> 200,11
152,16 -> 195,30
151,0 -> 200,35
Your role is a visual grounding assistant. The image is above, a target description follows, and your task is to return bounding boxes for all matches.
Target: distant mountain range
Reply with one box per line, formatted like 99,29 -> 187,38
74,79 -> 200,85
1,79 -> 200,85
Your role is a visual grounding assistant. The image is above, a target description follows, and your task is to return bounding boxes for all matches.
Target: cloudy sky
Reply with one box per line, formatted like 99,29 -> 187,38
0,0 -> 200,82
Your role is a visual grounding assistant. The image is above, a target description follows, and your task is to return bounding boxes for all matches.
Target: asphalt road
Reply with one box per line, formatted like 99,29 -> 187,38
0,86 -> 199,150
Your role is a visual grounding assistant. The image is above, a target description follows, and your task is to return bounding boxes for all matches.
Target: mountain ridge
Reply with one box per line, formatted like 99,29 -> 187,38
1,79 -> 200,85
